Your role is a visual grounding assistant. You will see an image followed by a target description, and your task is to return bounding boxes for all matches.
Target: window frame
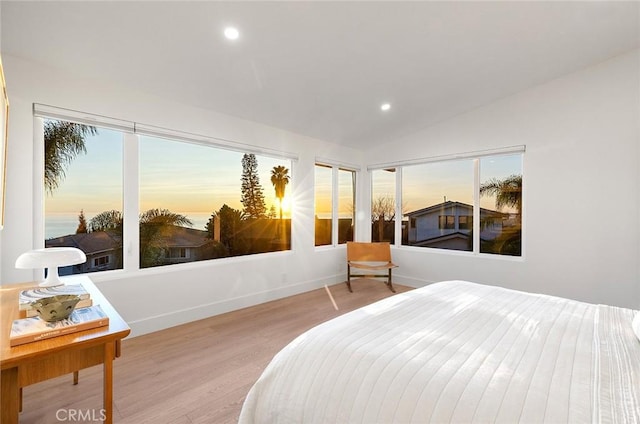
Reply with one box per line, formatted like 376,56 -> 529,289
314,161 -> 358,248
370,147 -> 525,259
34,105 -> 298,280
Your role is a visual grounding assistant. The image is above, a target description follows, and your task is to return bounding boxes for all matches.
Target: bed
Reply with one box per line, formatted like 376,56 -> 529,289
239,280 -> 640,423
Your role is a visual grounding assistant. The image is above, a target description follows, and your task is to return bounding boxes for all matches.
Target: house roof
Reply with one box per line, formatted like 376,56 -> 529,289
405,201 -> 507,218
46,231 -> 122,255
153,226 -> 211,249
46,226 -> 211,256
411,232 -> 471,248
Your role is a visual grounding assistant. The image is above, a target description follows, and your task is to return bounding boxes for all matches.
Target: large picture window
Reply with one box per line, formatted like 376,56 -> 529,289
371,151 -> 523,257
403,159 -> 475,252
41,110 -> 293,276
139,136 -> 291,268
44,119 -> 124,274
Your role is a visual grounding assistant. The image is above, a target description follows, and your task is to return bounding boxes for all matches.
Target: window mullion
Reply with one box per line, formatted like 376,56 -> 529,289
332,166 -> 339,246
473,158 -> 480,254
394,167 -> 403,247
123,133 -> 139,271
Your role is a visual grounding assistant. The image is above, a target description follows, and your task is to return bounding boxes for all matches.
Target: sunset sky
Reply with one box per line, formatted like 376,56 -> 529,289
45,126 -> 520,237
45,129 -> 292,219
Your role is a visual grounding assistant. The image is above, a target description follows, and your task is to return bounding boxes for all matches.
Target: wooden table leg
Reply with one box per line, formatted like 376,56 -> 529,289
1,367 -> 20,424
103,341 -> 114,424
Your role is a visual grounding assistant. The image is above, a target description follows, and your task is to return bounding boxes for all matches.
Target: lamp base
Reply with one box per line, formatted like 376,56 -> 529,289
39,267 -> 64,287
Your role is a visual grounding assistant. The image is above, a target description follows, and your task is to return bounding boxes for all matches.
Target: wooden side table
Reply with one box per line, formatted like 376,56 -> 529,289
0,276 -> 130,424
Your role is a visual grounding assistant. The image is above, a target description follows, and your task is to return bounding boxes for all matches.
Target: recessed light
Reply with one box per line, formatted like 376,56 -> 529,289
380,103 -> 391,111
224,27 -> 240,40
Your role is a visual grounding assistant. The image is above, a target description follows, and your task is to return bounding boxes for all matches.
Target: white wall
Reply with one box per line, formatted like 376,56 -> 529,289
0,55 -> 362,336
365,50 -> 640,309
1,48 -> 638,341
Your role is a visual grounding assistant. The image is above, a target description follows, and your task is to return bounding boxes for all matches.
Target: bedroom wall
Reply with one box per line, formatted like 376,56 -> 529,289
364,49 -> 640,309
0,55 -> 361,336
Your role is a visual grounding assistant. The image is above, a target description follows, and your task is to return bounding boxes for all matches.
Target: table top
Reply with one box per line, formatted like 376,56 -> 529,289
1,275 -> 130,369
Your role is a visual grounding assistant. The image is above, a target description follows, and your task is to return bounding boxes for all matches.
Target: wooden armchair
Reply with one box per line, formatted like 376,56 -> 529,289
346,242 -> 398,293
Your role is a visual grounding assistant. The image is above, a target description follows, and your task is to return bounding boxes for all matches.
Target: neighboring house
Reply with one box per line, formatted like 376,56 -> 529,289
405,201 -> 508,250
152,226 -> 214,265
46,226 -> 214,271
45,231 -> 123,273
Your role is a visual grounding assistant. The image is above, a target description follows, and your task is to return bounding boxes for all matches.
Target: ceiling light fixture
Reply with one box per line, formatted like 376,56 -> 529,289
380,103 -> 391,111
224,27 -> 240,40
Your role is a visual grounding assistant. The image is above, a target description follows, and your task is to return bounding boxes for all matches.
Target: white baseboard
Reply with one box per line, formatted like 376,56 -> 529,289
127,274 -> 345,338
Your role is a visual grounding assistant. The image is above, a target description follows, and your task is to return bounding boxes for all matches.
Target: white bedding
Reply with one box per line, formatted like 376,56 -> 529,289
239,281 -> 640,423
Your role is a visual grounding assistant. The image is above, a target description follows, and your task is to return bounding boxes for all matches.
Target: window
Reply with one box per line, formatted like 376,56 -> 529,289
438,215 -> 455,230
338,168 -> 355,244
371,168 -> 396,243
93,256 -> 110,267
371,150 -> 523,257
458,215 -> 472,230
39,107 -> 295,276
314,164 -> 333,246
165,247 -> 188,259
44,119 -> 124,274
140,136 -> 292,268
479,154 -> 522,256
403,159 -> 474,251
315,164 -> 357,246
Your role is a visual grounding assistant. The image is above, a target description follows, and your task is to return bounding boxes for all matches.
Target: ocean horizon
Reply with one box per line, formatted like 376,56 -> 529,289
45,212 -> 213,240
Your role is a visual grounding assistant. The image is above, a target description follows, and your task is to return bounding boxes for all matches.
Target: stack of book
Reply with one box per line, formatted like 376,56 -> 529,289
10,282 -> 109,347
10,305 -> 109,347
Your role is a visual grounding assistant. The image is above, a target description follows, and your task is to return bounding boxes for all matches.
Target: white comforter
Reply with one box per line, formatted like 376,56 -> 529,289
239,281 -> 640,423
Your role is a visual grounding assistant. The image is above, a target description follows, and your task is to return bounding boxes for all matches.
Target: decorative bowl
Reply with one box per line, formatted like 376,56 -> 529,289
30,295 -> 81,322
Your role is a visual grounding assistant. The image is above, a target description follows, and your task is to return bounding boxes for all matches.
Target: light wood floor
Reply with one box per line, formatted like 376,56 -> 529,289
20,279 -> 412,423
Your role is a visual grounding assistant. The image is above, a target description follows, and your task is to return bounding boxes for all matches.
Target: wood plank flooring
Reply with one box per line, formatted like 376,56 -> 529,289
19,280 -> 412,423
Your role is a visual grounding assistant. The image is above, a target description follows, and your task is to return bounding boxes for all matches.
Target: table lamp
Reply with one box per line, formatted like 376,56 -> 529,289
15,247 -> 87,287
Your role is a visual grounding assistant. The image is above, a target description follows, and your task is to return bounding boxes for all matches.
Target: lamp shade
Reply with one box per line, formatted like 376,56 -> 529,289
15,247 -> 87,287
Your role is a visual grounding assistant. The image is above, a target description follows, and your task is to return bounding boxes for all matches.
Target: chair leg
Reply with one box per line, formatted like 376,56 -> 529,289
387,269 -> 396,293
73,371 -> 79,385
346,265 -> 353,292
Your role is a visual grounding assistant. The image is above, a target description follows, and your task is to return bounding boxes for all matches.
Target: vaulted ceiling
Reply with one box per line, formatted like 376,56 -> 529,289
2,1 -> 639,150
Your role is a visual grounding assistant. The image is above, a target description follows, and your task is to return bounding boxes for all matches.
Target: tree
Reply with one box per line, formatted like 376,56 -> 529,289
479,174 -> 523,220
240,154 -> 267,219
139,208 -> 193,267
44,120 -> 97,193
479,174 -> 523,255
371,195 -> 395,242
270,165 -> 290,220
206,204 -> 248,255
371,195 -> 404,242
268,205 -> 277,219
76,209 -> 88,234
89,210 -> 123,233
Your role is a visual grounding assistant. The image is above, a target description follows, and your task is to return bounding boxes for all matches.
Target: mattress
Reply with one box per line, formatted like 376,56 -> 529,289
239,280 -> 640,423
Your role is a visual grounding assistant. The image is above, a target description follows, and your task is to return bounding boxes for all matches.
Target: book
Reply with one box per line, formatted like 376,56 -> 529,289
10,304 -> 109,347
21,298 -> 94,318
19,284 -> 90,311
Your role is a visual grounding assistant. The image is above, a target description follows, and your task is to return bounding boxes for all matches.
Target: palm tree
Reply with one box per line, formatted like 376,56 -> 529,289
139,208 -> 192,267
44,120 -> 97,193
479,174 -> 522,220
479,174 -> 522,255
270,165 -> 290,220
